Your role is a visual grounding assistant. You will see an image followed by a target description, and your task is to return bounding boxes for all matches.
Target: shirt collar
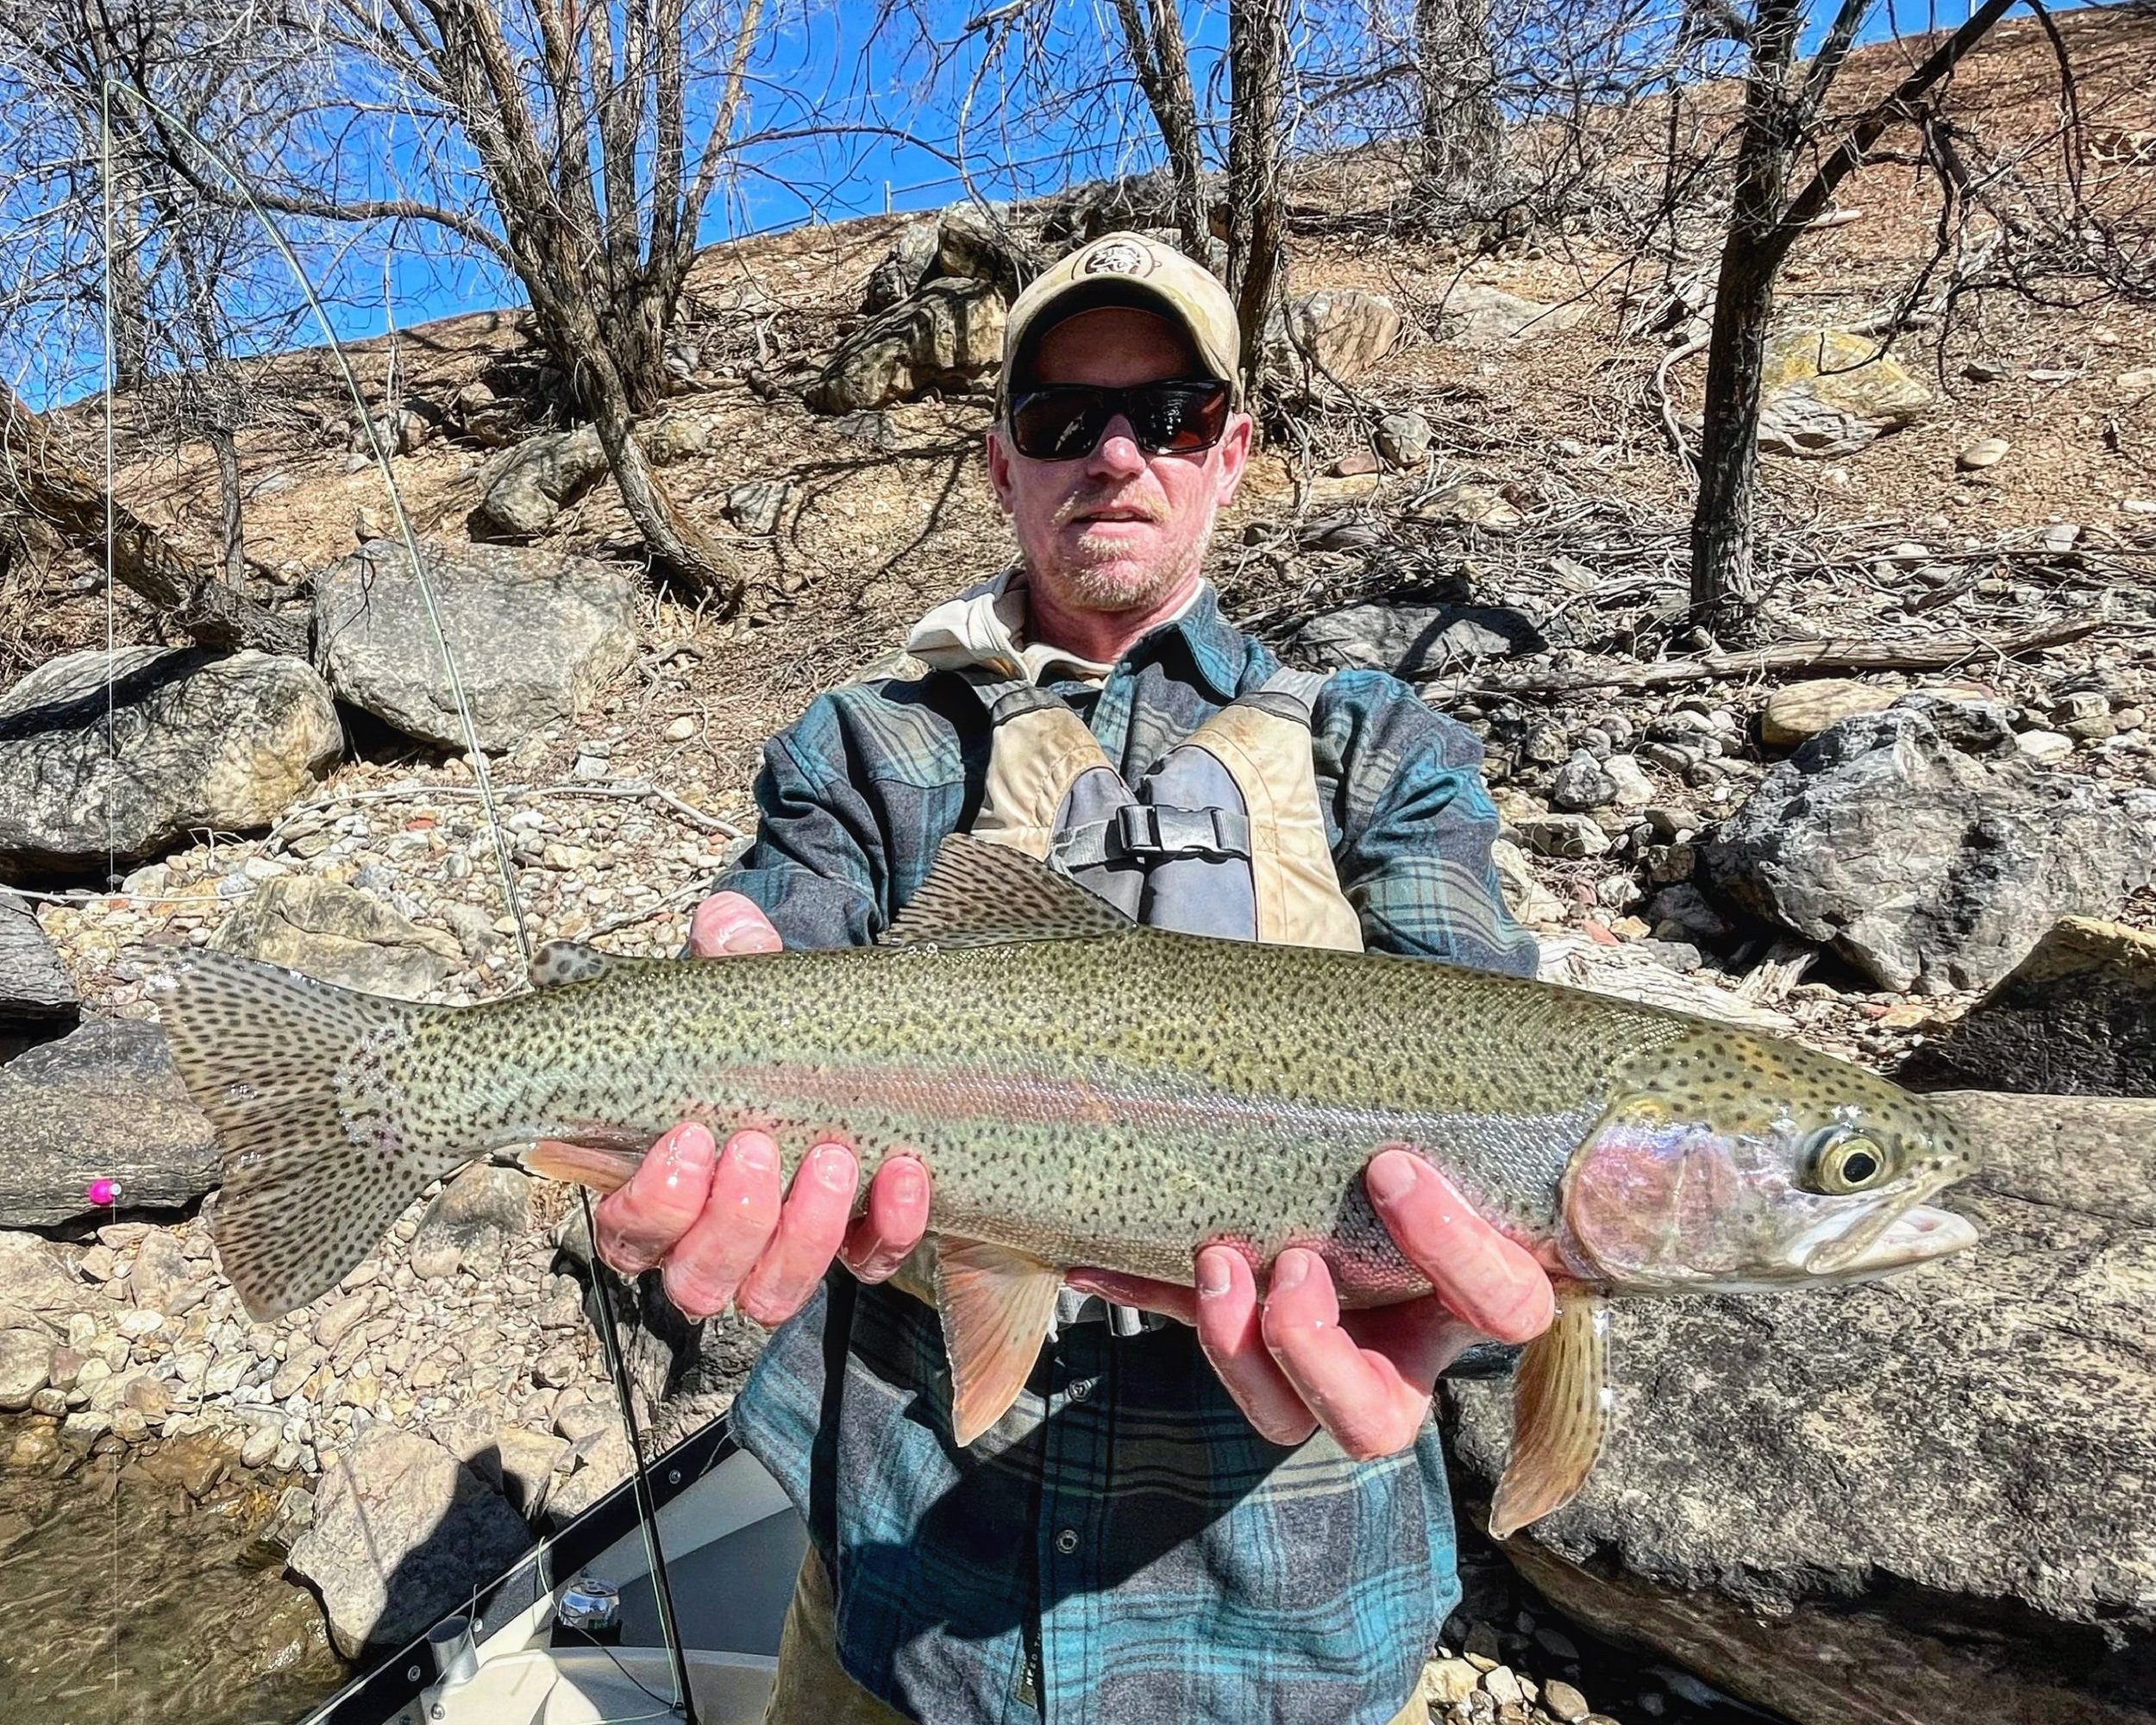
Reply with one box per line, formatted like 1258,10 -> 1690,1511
904,571 -> 1244,699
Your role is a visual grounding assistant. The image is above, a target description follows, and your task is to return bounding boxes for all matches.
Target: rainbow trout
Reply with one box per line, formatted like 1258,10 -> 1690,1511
160,835 -> 1977,1535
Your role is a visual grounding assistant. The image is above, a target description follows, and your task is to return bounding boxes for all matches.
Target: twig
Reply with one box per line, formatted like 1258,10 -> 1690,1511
1446,615 -> 2113,697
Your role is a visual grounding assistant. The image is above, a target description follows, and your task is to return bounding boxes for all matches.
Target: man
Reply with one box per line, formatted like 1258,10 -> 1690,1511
581,233 -> 1554,1725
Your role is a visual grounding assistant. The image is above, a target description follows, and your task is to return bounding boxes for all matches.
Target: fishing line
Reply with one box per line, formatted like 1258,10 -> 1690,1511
97,83 -> 122,1708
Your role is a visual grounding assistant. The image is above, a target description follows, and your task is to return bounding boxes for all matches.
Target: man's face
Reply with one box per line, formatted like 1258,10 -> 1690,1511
986,306 -> 1253,616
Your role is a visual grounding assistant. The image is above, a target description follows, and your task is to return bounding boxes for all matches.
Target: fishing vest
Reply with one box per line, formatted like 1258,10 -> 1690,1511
958,665 -> 1365,951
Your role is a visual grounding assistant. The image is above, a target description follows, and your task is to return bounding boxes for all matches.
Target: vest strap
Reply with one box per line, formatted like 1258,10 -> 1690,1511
1050,803 -> 1254,871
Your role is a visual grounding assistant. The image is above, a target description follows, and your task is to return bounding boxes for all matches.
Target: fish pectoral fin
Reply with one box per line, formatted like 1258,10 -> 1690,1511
530,938 -> 614,988
882,833 -> 1132,949
1488,1288 -> 1610,1540
517,1139 -> 643,1195
933,1237 -> 1065,1447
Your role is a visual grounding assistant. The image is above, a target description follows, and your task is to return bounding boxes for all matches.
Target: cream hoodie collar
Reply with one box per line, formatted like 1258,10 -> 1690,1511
905,568 -> 1204,687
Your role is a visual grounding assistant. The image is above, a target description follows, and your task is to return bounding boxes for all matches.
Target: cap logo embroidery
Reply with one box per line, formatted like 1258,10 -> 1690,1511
1081,240 -> 1153,278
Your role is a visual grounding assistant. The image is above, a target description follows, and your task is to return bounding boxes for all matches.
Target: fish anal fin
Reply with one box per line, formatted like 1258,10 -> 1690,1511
1489,1288 -> 1610,1540
519,1138 -> 644,1195
883,834 -> 1131,949
933,1236 -> 1065,1446
531,939 -> 613,988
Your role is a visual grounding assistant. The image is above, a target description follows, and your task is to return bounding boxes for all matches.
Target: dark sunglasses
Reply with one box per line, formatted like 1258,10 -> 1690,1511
1006,379 -> 1233,461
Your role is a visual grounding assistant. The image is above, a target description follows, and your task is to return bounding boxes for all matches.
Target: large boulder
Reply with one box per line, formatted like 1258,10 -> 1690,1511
0,648 -> 342,875
210,874 -> 460,998
288,1425 -> 533,1658
1431,283 -> 1586,348
1,890 -> 77,1051
474,411 -> 717,536
1757,328 -> 1932,457
0,1019 -> 218,1226
314,538 -> 638,751
407,1164 -> 531,1280
807,278 -> 1008,414
1897,917 -> 2156,1097
1263,290 -> 1403,404
1700,696 -> 2147,992
1288,600 -> 1544,676
1448,1085 -> 2156,1725
0,1227 -> 78,1314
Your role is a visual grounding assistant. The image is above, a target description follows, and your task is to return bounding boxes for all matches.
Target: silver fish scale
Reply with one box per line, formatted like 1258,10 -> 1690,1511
377,930 -> 1689,1290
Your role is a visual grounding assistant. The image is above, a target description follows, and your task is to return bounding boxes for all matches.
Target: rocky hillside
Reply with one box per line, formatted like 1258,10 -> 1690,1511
1,7 -> 2153,1723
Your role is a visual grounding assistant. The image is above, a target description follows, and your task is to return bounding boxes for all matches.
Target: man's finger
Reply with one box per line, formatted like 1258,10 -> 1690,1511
736,1142 -> 858,1325
839,1154 -> 931,1283
1193,1245 -> 1317,1447
592,1122 -> 716,1276
661,1129 -> 785,1319
689,892 -> 784,958
1364,1150 -> 1555,1344
1259,1248 -> 1427,1460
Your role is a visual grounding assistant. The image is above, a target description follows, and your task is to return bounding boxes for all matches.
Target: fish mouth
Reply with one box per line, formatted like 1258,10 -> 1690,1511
1796,1201 -> 1978,1278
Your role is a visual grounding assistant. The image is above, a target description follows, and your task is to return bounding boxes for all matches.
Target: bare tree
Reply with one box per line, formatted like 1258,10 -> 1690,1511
1107,0 -> 1209,258
189,0 -> 771,604
1689,0 -> 2020,639
1225,0 -> 1291,389
1413,0 -> 1501,206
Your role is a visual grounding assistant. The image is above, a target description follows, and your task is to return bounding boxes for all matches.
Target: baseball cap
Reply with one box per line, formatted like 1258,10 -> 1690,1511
999,231 -> 1244,411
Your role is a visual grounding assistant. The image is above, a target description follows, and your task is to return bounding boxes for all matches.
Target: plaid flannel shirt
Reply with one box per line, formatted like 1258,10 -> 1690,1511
720,582 -> 1537,1725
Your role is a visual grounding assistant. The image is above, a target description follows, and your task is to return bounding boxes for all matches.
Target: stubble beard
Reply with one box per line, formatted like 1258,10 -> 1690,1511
1046,498 -> 1219,614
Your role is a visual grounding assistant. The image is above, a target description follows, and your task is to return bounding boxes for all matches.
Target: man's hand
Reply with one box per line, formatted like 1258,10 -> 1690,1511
570,893 -> 931,1325
1066,1149 -> 1553,1460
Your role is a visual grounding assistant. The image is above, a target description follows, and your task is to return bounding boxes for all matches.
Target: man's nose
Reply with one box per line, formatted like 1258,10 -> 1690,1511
1085,414 -> 1148,478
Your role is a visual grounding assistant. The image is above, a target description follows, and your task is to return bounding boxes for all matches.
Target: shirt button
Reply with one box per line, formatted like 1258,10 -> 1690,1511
1054,1527 -> 1079,1555
1068,1377 -> 1093,1402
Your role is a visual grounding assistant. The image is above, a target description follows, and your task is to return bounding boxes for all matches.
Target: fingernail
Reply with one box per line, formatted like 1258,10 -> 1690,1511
1365,1151 -> 1420,1206
884,1157 -> 924,1204
730,1132 -> 777,1174
1196,1250 -> 1231,1299
814,1145 -> 856,1190
1269,1251 -> 1308,1294
666,1125 -> 715,1175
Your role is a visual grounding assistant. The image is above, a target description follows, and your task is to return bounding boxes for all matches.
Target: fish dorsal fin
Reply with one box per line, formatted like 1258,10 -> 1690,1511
883,832 -> 1132,949
531,938 -> 613,988
934,1236 -> 1066,1446
1488,1287 -> 1611,1540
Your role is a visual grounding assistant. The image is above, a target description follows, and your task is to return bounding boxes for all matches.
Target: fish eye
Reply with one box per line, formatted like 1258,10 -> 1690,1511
1802,1127 -> 1892,1195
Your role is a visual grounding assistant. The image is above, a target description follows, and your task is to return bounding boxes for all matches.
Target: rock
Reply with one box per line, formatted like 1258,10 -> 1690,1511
1701,698 -> 2149,992
1647,883 -> 1732,945
724,480 -> 790,537
1432,283 -> 1585,348
239,1426 -> 279,1468
1423,1656 -> 1481,1706
0,1327 -> 48,1410
313,1289 -> 375,1350
1541,1678 -> 1591,1723
1759,679 -> 1902,747
1407,482 -> 1524,530
861,218 -> 940,313
2015,729 -> 2074,766
1602,755 -> 1653,810
1288,602 -> 1544,677
210,875 -> 460,998
1537,931 -> 1795,1031
1551,750 -> 1618,812
1958,436 -> 2011,471
1489,840 -> 1564,931
931,201 -> 1037,297
289,1426 -> 532,1658
2119,368 -> 2156,395
447,378 -> 526,448
1897,919 -> 2156,1097
474,425 -> 609,535
1482,1666 -> 1525,1706
1375,411 -> 1434,467
0,648 -> 341,873
806,278 -> 1006,413
1756,329 -> 1931,457
0,890 -> 78,1051
0,1019 -> 219,1227
1453,1089 -> 2156,1725
128,1229 -> 197,1315
1263,290 -> 1403,404
493,1425 -> 571,1518
1516,813 -> 1609,859
406,1164 -> 530,1281
314,537 -> 638,751
0,1228 -> 82,1314
545,1424 -> 634,1523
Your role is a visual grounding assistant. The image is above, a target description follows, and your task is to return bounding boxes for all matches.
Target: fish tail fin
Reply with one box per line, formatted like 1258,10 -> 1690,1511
161,950 -> 464,1322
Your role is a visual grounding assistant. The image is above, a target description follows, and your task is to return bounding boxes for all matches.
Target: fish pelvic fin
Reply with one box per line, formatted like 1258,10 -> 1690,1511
1488,1287 -> 1610,1540
162,950 -> 462,1323
934,1237 -> 1065,1446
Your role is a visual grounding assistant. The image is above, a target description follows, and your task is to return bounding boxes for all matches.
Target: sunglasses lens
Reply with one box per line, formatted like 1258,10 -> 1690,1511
1130,382 -> 1231,453
1012,392 -> 1109,461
